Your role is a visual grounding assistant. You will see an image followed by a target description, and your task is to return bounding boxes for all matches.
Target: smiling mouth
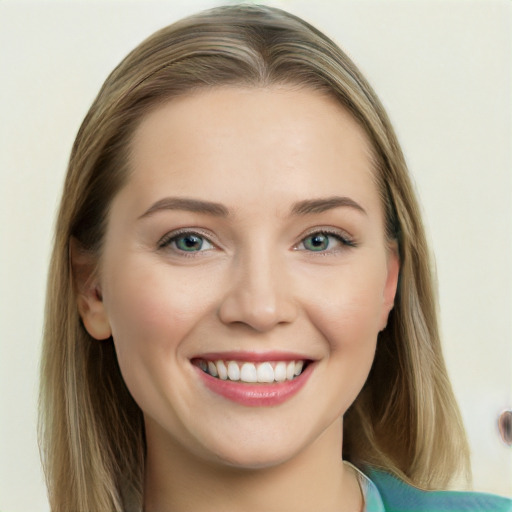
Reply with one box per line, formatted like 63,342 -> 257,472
192,359 -> 309,384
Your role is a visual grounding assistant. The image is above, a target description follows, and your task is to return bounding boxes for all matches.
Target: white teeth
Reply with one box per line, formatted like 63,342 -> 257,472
240,362 -> 258,383
207,361 -> 218,377
200,359 -> 308,382
274,362 -> 287,382
286,361 -> 295,380
216,360 -> 228,380
257,362 -> 274,383
227,361 -> 240,381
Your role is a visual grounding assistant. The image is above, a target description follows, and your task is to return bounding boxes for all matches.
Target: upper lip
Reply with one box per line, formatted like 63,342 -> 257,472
191,351 -> 314,362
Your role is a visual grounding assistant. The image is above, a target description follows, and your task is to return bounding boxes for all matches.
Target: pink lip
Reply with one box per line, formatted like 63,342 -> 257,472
192,350 -> 310,362
194,360 -> 314,407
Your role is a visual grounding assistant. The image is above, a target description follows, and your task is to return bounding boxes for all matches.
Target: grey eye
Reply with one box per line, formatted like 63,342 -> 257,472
160,232 -> 214,253
174,234 -> 206,252
303,233 -> 331,251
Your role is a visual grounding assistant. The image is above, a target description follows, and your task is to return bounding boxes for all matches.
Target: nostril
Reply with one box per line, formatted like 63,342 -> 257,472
217,290 -> 296,332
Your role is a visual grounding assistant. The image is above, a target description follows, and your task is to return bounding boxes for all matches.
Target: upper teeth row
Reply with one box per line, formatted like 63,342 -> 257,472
198,360 -> 304,383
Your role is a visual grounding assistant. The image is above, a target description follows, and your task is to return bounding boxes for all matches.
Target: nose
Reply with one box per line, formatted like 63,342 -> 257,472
217,251 -> 297,332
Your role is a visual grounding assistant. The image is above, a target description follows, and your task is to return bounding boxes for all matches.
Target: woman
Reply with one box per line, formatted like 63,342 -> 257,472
39,4 -> 512,511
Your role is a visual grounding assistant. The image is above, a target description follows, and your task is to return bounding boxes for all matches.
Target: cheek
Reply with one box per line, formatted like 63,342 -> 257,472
106,258 -> 200,332
101,258 -> 215,383
303,265 -> 385,414
304,261 -> 386,352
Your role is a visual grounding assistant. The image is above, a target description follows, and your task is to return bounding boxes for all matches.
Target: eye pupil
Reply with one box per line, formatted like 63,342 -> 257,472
176,234 -> 203,251
305,233 -> 329,251
311,235 -> 325,246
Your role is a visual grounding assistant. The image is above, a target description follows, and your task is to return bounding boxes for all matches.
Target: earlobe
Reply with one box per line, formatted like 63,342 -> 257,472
70,237 -> 112,340
76,289 -> 112,341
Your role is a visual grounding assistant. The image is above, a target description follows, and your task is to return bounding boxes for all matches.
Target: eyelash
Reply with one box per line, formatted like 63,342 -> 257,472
157,228 -> 357,256
295,229 -> 357,254
157,229 -> 215,255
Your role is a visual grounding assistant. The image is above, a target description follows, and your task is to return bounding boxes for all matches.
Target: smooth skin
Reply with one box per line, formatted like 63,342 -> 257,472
77,86 -> 399,512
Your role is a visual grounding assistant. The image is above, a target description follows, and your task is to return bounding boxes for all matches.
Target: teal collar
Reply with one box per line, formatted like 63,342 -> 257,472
357,466 -> 512,512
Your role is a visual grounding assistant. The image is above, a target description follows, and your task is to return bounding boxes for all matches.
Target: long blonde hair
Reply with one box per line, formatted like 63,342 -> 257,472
39,4 -> 470,511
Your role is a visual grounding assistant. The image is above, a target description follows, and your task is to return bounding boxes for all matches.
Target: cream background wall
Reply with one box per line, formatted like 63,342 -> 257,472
1,1 -> 510,510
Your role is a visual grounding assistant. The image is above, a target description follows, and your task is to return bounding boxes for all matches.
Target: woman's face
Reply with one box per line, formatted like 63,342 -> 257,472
82,86 -> 399,469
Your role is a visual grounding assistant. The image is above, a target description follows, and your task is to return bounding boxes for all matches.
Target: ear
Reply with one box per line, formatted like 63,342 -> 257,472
70,237 -> 112,340
380,244 -> 400,331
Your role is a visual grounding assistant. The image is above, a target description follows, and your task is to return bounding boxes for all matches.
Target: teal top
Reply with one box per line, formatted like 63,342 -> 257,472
358,467 -> 512,512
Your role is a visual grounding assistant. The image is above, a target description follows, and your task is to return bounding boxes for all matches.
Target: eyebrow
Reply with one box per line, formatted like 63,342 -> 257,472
138,195 -> 366,220
291,196 -> 367,216
138,197 -> 229,219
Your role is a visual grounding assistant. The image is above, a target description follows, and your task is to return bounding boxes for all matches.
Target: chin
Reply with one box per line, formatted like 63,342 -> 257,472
192,419 -> 319,472
209,445 -> 298,471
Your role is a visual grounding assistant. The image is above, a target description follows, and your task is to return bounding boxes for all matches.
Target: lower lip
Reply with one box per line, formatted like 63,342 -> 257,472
195,363 -> 314,407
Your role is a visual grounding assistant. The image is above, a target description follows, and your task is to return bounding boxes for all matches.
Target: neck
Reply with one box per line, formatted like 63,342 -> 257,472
143,417 -> 362,512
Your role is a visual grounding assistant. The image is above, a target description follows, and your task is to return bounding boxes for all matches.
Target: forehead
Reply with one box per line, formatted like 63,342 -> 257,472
124,86 -> 379,217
